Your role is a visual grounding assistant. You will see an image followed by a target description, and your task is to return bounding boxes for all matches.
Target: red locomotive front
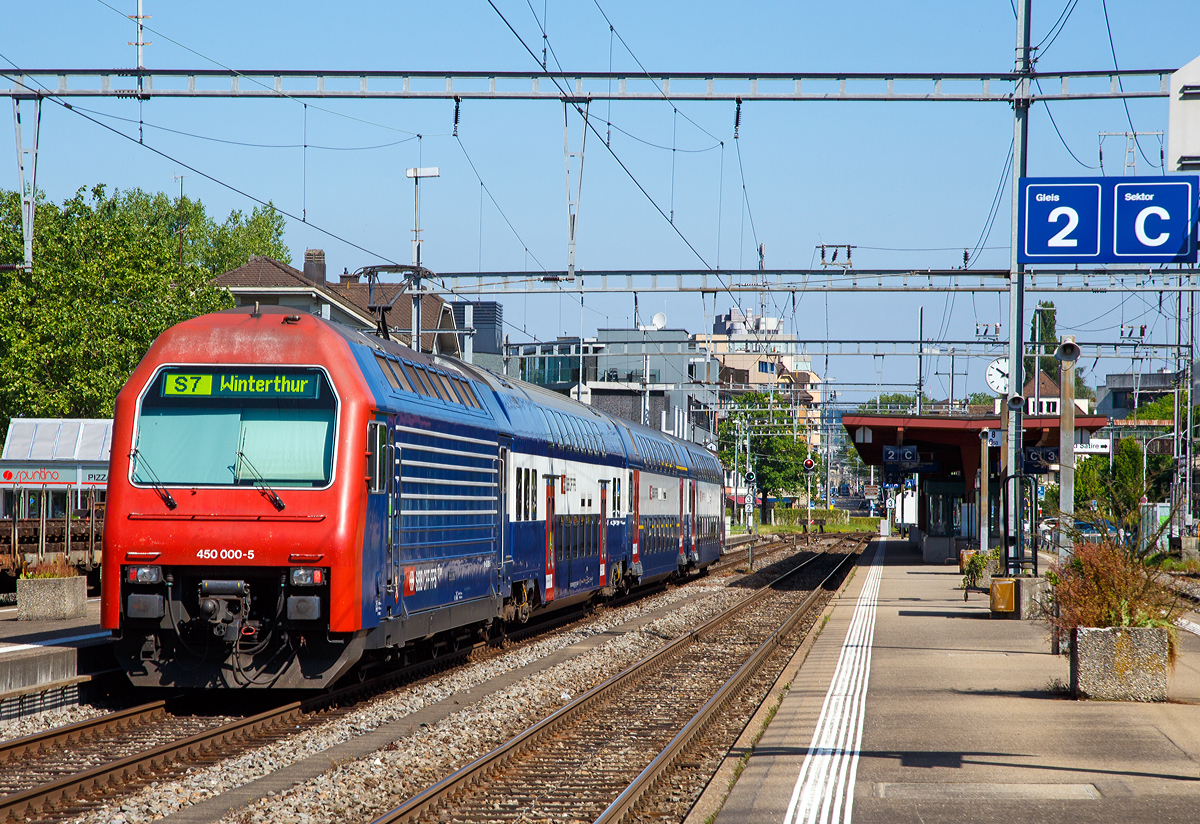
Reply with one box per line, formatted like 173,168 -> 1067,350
102,307 -> 375,688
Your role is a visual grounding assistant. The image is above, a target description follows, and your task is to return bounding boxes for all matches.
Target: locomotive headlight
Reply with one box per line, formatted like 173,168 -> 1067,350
290,567 -> 326,586
126,565 -> 163,584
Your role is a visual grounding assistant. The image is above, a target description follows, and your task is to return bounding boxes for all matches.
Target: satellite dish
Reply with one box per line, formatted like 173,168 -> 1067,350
651,312 -> 667,330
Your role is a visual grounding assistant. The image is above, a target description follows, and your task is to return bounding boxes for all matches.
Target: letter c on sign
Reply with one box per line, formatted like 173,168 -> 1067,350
1135,206 -> 1171,247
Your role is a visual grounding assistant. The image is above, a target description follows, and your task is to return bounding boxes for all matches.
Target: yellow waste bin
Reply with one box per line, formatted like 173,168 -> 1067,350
990,578 -> 1016,614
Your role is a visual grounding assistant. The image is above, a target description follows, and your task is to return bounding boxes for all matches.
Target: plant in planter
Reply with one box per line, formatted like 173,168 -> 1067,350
1045,540 -> 1184,701
962,547 -> 1000,600
17,559 -> 87,621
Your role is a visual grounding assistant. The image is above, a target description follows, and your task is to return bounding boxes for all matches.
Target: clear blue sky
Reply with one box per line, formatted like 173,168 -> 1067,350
3,1 -> 1198,401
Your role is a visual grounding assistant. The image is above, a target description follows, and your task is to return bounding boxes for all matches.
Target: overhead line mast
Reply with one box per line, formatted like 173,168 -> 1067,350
1006,0 -> 1032,577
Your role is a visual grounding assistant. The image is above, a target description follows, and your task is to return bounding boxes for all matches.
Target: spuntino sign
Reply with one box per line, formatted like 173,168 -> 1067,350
2,465 -> 80,485
0,465 -> 108,487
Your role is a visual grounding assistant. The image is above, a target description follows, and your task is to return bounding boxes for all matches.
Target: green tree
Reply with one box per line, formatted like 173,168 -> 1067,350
1131,390 -> 1195,425
965,391 -> 995,407
1070,441 -> 1172,555
718,392 -> 813,525
858,392 -> 931,412
0,184 -> 288,428
1023,300 -> 1058,389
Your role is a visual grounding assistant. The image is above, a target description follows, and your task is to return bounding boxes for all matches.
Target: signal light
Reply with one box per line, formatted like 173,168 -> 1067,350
290,567 -> 326,586
803,458 -> 816,473
126,565 -> 162,584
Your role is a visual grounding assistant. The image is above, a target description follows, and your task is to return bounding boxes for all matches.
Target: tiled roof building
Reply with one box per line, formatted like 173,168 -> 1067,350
214,251 -> 460,356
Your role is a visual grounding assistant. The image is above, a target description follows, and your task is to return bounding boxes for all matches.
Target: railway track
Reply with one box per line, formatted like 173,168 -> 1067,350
0,533 -> 856,823
370,534 -> 868,824
710,532 -> 849,574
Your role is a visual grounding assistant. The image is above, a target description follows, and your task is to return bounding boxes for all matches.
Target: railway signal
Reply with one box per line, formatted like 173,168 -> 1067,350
803,458 -> 816,473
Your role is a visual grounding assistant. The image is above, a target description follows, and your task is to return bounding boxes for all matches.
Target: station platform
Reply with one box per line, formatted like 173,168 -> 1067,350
713,538 -> 1200,824
0,598 -> 115,719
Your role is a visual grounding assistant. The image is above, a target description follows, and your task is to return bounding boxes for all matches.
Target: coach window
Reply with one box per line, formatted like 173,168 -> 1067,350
515,466 -> 524,521
408,366 -> 432,396
391,361 -> 415,393
420,368 -> 444,401
532,470 -> 538,520
375,355 -> 401,391
455,377 -> 480,408
520,470 -> 530,522
424,370 -> 448,402
436,373 -> 461,404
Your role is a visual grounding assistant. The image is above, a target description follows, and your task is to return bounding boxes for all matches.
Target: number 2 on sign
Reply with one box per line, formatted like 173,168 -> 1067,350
1047,206 -> 1079,247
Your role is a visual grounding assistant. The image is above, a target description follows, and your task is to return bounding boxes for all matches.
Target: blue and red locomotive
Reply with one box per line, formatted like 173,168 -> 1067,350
101,305 -> 724,688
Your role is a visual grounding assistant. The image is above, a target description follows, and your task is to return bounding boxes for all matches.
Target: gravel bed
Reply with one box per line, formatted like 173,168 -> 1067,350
61,581 -> 745,824
0,701 -> 113,744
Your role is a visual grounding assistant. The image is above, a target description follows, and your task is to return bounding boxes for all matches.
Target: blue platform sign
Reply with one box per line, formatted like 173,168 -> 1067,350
1018,176 -> 1198,264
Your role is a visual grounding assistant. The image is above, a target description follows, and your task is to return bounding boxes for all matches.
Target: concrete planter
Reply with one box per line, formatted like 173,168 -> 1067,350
1070,626 -> 1170,701
16,576 -> 87,621
979,559 -> 1000,591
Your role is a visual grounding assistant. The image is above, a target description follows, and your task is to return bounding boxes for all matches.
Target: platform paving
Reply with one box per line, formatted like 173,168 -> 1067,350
0,598 -> 113,712
716,538 -> 1200,824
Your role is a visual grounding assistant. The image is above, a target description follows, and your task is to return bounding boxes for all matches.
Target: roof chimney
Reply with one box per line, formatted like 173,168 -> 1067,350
339,267 -> 360,285
303,249 -> 327,284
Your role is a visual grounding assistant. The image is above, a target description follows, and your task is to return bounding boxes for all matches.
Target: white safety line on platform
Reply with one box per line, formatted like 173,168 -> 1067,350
782,543 -> 886,824
1177,617 -> 1200,638
0,630 -> 112,656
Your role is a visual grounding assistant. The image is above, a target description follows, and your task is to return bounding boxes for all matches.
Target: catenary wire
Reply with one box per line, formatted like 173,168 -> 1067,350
64,103 -> 420,151
92,0 -> 420,137
0,61 -> 401,265
1034,79 -> 1099,169
1100,0 -> 1159,169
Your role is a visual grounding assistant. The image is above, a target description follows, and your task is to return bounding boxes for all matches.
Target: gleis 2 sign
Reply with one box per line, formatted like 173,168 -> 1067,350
1018,176 -> 1198,264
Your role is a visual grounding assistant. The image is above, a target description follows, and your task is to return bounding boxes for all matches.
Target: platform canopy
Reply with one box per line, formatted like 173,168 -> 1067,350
1,419 -> 113,489
842,411 -> 1109,486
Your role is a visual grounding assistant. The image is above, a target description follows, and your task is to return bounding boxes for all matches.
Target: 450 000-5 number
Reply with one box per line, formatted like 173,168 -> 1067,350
196,549 -> 256,560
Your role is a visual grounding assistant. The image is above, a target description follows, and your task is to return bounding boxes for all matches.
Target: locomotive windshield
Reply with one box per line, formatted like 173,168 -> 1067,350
133,366 -> 337,488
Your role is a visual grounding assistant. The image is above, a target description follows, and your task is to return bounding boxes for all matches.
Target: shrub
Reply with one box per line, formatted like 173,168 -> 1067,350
20,558 -> 79,579
962,552 -> 989,590
1046,540 -> 1183,662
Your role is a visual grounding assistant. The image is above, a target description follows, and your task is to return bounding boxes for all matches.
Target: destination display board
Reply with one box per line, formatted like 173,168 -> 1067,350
1018,176 -> 1198,264
159,370 -> 321,399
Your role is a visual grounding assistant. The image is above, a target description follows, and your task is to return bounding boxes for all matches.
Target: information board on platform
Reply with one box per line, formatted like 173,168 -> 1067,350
1018,176 -> 1198,264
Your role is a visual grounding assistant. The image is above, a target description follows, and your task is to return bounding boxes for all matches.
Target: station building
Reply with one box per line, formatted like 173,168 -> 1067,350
844,405 -> 1108,564
503,327 -> 720,447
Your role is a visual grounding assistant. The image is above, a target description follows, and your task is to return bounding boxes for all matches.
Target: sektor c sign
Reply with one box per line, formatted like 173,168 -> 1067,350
1018,176 -> 1198,264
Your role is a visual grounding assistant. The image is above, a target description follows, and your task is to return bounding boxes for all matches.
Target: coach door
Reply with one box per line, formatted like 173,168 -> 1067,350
633,470 -> 643,573
498,443 -> 510,567
598,480 -> 609,586
678,478 -> 686,564
690,479 -> 698,561
389,427 -> 401,604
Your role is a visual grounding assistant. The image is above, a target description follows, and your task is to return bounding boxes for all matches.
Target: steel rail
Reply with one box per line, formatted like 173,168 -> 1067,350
0,530 -> 801,822
367,540 -> 852,824
595,539 -> 865,824
0,701 -> 167,763
0,701 -> 301,822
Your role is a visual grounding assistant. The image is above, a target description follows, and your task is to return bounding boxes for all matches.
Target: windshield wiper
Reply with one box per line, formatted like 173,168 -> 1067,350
131,448 -> 178,510
236,452 -> 286,511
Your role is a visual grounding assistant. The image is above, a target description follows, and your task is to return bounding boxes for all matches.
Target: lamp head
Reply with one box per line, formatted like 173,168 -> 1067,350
1054,335 -> 1081,363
